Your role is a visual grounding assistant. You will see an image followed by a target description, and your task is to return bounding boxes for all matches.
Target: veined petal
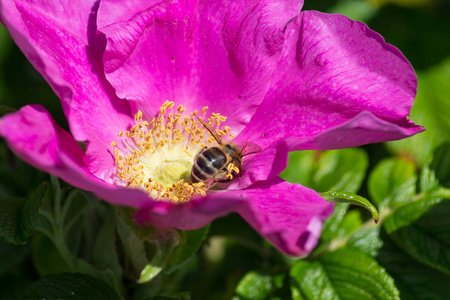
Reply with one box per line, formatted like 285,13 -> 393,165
0,0 -> 133,149
0,106 -> 149,208
237,10 -> 423,150
98,0 -> 303,132
0,0 -> 136,181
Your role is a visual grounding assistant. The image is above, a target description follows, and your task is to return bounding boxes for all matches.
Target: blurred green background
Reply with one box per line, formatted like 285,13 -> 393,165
0,0 -> 449,299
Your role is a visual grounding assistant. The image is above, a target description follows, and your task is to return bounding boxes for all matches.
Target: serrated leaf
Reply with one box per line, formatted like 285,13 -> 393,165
0,182 -> 48,244
420,143 -> 450,192
281,148 -> 368,193
233,271 -> 273,300
377,230 -> 450,300
368,158 -> 417,208
384,198 -> 450,274
290,247 -> 399,300
166,225 -> 209,273
321,191 -> 379,223
24,273 -> 123,300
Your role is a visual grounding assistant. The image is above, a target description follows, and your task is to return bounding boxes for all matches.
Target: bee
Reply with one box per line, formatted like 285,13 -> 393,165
191,116 -> 262,183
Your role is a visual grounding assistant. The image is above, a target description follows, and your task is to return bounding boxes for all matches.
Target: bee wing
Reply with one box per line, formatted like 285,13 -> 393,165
240,141 -> 262,157
196,116 -> 223,144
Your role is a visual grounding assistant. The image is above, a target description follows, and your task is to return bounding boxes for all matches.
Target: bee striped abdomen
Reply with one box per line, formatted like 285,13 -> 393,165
191,147 -> 227,182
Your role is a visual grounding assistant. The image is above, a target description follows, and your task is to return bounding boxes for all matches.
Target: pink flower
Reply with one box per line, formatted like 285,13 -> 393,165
0,0 -> 422,256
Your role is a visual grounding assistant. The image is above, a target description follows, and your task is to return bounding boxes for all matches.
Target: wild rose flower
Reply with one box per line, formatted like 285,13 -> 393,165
0,0 -> 423,256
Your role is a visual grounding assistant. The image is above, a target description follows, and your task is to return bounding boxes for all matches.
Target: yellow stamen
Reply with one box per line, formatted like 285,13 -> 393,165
111,101 -> 238,204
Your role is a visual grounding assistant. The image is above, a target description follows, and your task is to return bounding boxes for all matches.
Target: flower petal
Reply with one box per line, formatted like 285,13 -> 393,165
135,192 -> 245,231
98,0 -> 303,132
227,140 -> 289,190
234,177 -> 333,256
136,176 -> 333,256
236,10 -> 423,150
0,105 -> 150,208
0,0 -> 135,181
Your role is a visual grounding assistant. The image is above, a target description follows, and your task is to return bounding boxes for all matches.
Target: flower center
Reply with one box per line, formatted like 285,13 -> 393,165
111,101 -> 236,203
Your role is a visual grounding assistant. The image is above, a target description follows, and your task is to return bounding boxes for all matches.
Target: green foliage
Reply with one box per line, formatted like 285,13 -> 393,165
233,271 -> 273,300
291,247 -> 399,300
384,199 -> 450,274
368,157 -> 417,208
386,59 -> 450,164
281,148 -> 368,193
0,182 -> 48,244
233,271 -> 290,300
377,232 -> 450,300
24,273 -> 123,300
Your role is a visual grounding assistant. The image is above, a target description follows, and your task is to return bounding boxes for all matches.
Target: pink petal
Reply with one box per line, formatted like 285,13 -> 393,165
227,140 -> 289,190
234,178 -> 333,256
135,191 -> 246,231
136,177 -> 333,256
236,10 -> 423,150
0,105 -> 150,208
0,0 -> 134,181
98,0 -> 303,132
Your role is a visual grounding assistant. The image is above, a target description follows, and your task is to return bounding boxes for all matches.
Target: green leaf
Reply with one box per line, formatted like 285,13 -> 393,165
93,208 -> 123,287
166,225 -> 210,273
384,198 -> 450,274
145,297 -> 190,300
138,236 -> 180,284
290,247 -> 399,300
115,208 -> 150,274
329,0 -> 378,22
233,271 -> 273,300
420,143 -> 450,192
321,191 -> 379,223
280,151 -> 316,188
0,105 -> 15,117
32,232 -> 72,276
281,148 -> 368,193
74,259 -> 122,296
377,230 -> 450,300
386,58 -> 450,165
0,240 -> 30,277
24,273 -> 123,300
319,203 -> 365,244
347,226 -> 382,257
0,182 -> 48,244
368,158 -> 417,208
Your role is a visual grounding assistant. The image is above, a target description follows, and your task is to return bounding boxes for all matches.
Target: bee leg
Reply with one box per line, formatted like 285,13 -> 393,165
214,169 -> 237,183
206,179 -> 216,190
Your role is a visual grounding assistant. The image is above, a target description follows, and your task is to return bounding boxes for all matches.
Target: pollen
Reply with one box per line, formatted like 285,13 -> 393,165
111,101 -> 235,203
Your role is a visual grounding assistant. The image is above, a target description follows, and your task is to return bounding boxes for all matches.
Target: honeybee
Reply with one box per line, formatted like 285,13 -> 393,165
191,116 -> 262,183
